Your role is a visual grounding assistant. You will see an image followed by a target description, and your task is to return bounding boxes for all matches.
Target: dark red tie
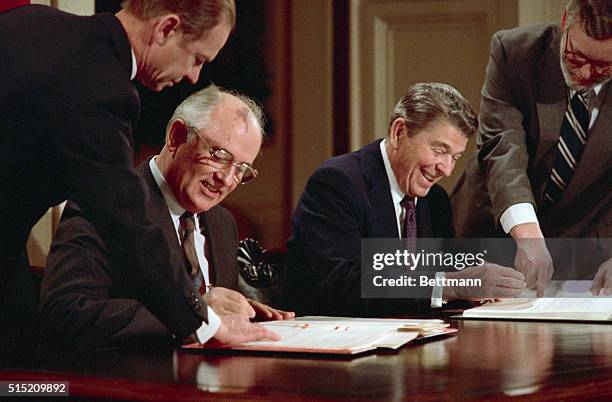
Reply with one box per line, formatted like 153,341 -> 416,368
400,196 -> 417,253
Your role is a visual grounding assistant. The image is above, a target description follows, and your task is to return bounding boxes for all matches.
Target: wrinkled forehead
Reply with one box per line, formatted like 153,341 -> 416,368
204,95 -> 262,163
568,23 -> 612,62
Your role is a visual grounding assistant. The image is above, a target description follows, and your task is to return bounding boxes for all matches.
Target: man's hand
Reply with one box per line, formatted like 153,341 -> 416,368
210,313 -> 280,346
247,298 -> 295,321
203,287 -> 255,318
590,258 -> 612,296
443,263 -> 526,300
510,223 -> 554,297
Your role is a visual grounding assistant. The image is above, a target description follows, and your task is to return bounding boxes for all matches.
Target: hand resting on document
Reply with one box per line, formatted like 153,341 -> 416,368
510,223 -> 554,297
590,257 -> 612,296
203,286 -> 295,321
442,263 -> 526,301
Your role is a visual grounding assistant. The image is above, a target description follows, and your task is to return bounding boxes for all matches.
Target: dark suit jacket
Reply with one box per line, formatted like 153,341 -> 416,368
39,161 -> 240,349
452,23 -> 612,239
0,5 -> 205,354
282,140 -> 454,316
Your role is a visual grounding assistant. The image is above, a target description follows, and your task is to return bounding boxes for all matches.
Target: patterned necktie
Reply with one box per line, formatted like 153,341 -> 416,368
179,212 -> 206,294
400,196 -> 417,252
543,91 -> 589,203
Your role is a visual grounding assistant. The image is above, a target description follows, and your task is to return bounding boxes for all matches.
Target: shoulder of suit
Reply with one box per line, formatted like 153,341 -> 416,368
425,184 -> 450,202
207,205 -> 236,222
494,23 -> 560,51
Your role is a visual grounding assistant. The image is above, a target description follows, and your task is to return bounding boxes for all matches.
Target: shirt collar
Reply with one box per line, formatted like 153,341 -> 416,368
148,157 -> 185,218
130,48 -> 137,80
379,139 -> 417,206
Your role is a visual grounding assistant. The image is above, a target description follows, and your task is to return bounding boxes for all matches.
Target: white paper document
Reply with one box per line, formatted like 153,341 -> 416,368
462,293 -> 611,322
185,317 -> 457,355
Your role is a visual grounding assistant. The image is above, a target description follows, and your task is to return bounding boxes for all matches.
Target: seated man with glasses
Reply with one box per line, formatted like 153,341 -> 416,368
452,0 -> 612,296
40,85 -> 292,350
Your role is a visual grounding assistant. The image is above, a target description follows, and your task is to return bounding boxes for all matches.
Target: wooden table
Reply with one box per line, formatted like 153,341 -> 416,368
1,319 -> 611,401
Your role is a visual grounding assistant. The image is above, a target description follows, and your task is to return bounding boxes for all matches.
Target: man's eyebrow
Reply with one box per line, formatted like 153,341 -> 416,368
430,140 -> 451,150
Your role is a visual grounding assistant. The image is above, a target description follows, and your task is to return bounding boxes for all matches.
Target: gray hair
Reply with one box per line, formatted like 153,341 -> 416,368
121,0 -> 236,41
167,85 -> 266,144
566,0 -> 612,40
388,82 -> 477,138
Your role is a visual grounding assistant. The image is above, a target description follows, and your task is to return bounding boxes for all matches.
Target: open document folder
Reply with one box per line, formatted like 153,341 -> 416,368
459,281 -> 612,322
184,317 -> 457,355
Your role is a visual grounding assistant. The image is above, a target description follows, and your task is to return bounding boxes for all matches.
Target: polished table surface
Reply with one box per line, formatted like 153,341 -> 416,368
1,319 -> 611,401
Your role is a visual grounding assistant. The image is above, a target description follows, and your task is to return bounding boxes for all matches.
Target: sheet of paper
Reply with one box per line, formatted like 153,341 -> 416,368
238,321 -> 401,352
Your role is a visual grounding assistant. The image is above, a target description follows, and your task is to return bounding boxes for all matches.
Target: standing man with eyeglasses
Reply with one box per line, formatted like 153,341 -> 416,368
451,0 -> 612,296
40,86 -> 291,350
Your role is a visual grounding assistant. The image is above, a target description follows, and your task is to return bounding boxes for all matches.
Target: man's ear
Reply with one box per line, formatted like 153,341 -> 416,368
388,118 -> 406,150
167,119 -> 189,154
153,14 -> 181,45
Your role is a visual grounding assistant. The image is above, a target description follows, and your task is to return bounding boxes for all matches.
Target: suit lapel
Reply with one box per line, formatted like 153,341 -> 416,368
562,83 -> 612,204
135,161 -> 186,275
415,199 -> 433,237
534,26 -> 566,173
361,140 -> 400,238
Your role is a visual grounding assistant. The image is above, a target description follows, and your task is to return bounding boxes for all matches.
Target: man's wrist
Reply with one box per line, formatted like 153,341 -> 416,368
509,222 -> 544,240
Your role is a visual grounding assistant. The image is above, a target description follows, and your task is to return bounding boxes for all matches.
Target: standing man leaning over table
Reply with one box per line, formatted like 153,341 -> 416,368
0,0 -> 275,360
451,0 -> 612,296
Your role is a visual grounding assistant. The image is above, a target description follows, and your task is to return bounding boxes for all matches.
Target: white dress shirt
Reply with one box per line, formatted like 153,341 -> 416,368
149,157 -> 221,344
500,82 -> 607,234
380,140 -> 444,307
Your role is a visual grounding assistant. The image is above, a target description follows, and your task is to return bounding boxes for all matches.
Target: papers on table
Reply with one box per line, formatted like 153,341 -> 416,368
185,317 -> 457,355
461,282 -> 612,322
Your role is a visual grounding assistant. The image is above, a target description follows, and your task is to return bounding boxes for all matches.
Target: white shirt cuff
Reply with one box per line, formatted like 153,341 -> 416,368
431,272 -> 445,308
194,307 -> 221,344
500,203 -> 539,234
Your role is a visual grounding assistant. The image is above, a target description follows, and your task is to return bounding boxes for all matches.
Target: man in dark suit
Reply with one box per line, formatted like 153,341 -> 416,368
40,86 -> 289,350
0,1 -> 271,357
451,0 -> 611,296
283,83 -> 526,317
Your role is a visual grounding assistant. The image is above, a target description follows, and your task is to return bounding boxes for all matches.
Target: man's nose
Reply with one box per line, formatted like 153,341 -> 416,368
579,63 -> 592,79
215,164 -> 236,187
437,157 -> 454,177
186,65 -> 203,84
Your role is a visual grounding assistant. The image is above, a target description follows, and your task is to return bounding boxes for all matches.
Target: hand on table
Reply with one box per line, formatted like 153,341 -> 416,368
514,238 -> 554,297
247,299 -> 295,321
590,257 -> 612,296
210,313 -> 280,346
203,287 -> 255,318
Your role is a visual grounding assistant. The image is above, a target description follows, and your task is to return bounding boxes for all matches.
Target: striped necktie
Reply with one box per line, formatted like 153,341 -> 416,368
179,212 -> 206,294
543,91 -> 589,204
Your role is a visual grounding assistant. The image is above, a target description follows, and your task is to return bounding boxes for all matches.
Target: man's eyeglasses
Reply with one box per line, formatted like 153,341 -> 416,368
188,127 -> 259,185
563,29 -> 612,76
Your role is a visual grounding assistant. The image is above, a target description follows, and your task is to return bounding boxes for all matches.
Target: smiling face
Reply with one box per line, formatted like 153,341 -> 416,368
560,24 -> 612,92
161,94 -> 262,213
138,19 -> 232,91
386,119 -> 467,198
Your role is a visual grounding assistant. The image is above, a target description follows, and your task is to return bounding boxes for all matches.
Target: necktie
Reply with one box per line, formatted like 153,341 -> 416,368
543,91 -> 589,203
400,196 -> 417,252
179,212 -> 206,294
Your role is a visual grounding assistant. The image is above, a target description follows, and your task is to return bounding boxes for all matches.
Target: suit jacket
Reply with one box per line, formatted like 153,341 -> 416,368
0,5 -> 205,353
282,140 -> 454,316
39,161 -> 240,349
452,23 -> 612,239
